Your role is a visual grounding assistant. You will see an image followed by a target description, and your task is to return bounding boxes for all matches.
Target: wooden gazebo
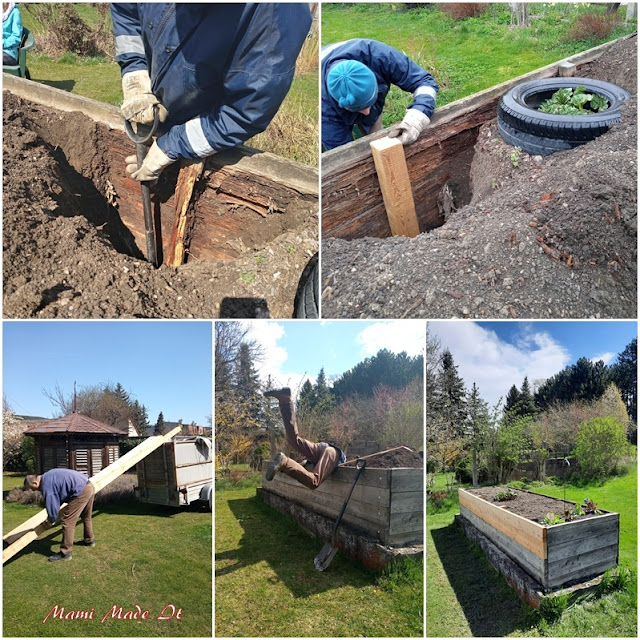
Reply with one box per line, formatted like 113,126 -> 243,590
24,413 -> 127,475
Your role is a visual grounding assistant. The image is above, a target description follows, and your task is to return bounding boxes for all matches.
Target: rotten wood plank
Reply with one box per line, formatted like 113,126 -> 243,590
369,137 -> 419,237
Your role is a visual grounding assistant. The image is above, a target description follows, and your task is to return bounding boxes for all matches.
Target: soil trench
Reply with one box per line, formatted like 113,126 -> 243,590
2,91 -> 318,319
468,486 -> 605,524
322,36 -> 637,319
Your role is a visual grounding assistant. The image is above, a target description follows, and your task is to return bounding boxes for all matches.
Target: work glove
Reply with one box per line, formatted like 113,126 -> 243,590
388,108 -> 431,145
125,141 -> 175,182
121,70 -> 168,125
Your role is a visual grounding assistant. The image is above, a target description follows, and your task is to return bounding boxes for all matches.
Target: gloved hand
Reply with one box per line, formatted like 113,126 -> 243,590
388,108 -> 431,145
121,70 -> 168,125
125,141 -> 175,182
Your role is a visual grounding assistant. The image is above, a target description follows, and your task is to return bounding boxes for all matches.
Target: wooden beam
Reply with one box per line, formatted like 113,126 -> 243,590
369,137 -> 419,237
3,427 -> 181,563
164,160 -> 206,266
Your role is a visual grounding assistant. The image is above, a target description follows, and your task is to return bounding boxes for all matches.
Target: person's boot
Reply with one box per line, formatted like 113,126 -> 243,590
263,387 -> 291,401
265,452 -> 286,481
48,551 -> 72,562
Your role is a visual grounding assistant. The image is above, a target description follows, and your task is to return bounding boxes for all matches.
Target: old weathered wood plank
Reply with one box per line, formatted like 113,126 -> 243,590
546,513 -> 619,546
3,428 -> 180,563
388,510 -> 423,537
370,137 -> 419,237
390,468 -> 424,492
389,491 -> 423,514
460,506 -> 546,583
459,489 -> 547,559
547,550 -> 618,588
547,530 -> 619,563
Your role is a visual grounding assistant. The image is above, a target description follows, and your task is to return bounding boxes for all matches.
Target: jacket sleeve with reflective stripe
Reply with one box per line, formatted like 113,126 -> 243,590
361,40 -> 438,119
110,4 -> 148,75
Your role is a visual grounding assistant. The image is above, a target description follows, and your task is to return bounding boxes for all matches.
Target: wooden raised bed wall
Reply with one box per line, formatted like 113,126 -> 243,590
459,488 -> 620,590
322,37 -> 631,240
262,462 -> 423,546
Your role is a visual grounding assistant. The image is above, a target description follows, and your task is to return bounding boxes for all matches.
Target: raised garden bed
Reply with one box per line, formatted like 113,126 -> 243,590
459,487 -> 619,591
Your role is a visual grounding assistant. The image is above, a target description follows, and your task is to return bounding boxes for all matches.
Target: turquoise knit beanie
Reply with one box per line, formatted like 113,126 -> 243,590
327,60 -> 377,112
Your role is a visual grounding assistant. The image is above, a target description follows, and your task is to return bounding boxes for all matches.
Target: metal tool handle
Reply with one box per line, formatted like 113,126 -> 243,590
331,458 -> 366,543
123,105 -> 160,144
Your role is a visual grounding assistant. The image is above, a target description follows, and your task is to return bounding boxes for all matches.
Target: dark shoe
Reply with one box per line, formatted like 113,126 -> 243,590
79,539 -> 96,547
48,552 -> 72,562
264,387 -> 291,401
265,452 -> 286,481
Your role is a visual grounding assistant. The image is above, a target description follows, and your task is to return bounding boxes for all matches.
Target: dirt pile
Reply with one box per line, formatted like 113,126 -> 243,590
2,92 -> 317,318
322,37 -> 637,319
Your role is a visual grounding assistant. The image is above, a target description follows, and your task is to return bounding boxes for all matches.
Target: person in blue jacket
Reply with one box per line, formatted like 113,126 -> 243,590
322,39 -> 439,151
24,469 -> 95,562
3,2 -> 22,66
111,3 -> 312,181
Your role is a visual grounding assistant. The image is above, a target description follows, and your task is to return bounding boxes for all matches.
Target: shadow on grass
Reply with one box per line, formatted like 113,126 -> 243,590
40,79 -> 75,92
429,522 -> 531,637
216,495 -> 377,598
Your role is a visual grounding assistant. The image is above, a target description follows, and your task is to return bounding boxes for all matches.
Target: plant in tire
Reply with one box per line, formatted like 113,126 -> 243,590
539,86 -> 609,115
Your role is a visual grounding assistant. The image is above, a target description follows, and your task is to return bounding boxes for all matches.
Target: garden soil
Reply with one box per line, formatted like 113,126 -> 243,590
344,446 -> 423,468
468,486 -> 602,524
2,92 -> 317,319
322,36 -> 637,319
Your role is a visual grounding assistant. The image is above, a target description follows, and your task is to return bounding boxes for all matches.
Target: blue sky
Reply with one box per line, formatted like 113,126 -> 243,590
429,321 -> 637,408
241,320 -> 425,394
3,322 -> 212,424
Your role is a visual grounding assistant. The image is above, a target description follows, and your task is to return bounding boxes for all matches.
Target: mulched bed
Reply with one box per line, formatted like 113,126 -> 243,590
468,486 -> 605,524
343,446 -> 423,469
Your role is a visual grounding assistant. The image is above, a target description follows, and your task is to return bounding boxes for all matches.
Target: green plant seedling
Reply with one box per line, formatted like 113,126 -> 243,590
542,512 -> 564,525
539,86 -> 609,115
495,488 -> 518,501
510,147 -> 521,167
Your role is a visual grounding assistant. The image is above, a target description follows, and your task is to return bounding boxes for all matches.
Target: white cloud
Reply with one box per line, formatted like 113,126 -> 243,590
591,352 -> 615,366
428,322 -> 571,408
356,321 -> 425,358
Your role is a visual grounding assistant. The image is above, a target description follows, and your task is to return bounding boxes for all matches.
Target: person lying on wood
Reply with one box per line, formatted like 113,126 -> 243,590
264,387 -> 346,489
321,38 -> 439,151
24,469 -> 95,562
111,3 -> 312,181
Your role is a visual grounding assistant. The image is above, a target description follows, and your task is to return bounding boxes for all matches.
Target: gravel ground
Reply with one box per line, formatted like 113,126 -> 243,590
321,36 -> 637,319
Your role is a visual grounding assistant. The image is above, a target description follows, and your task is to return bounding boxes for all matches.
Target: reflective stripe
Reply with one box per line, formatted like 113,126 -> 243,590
115,34 -> 145,57
414,85 -> 438,100
320,40 -> 347,61
185,117 -> 215,157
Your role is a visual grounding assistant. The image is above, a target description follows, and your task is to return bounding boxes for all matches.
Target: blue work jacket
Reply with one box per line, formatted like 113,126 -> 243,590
3,3 -> 23,61
111,3 -> 311,160
321,39 -> 439,151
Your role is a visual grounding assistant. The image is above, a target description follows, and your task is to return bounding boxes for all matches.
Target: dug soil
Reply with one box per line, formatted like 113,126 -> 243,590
2,92 -> 317,319
344,446 -> 423,468
322,36 -> 637,319
468,486 -> 604,525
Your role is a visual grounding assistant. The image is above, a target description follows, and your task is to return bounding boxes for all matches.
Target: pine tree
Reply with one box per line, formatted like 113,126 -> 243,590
517,377 -> 537,417
154,411 -> 165,436
466,382 -> 489,487
314,367 -> 335,414
435,349 -> 467,433
610,338 -> 637,424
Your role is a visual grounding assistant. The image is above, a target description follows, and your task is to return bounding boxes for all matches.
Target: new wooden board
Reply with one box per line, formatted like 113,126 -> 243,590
370,137 -> 419,238
459,489 -> 547,559
3,427 -> 181,563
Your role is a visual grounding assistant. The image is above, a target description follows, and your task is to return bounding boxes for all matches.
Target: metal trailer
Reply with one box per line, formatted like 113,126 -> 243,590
135,436 -> 212,510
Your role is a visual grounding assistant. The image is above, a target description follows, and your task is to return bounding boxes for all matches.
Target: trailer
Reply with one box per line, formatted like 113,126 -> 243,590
135,436 -> 213,510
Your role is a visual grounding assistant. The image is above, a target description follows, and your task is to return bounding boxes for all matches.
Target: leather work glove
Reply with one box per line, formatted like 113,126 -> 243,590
125,141 -> 175,182
388,108 -> 431,145
121,70 -> 168,125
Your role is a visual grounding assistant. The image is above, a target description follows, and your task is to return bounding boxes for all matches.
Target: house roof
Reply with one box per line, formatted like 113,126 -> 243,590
23,413 -> 127,436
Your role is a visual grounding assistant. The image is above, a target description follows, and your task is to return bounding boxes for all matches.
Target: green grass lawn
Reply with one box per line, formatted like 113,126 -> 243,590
215,479 -> 423,637
322,3 -> 636,126
3,473 -> 212,637
427,467 -> 637,637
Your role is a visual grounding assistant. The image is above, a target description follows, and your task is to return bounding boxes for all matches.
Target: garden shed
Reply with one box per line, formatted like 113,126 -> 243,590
24,412 -> 126,475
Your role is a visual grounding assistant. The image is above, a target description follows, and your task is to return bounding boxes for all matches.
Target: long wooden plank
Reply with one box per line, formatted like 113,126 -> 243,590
370,137 -> 419,237
459,489 -> 547,559
548,530 -> 619,563
389,491 -> 423,514
390,468 -> 424,491
546,512 -> 619,546
548,551 -> 619,588
460,505 -> 546,583
3,427 -> 181,562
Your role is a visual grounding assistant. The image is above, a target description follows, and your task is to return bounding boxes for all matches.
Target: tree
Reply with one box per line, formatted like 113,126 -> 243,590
574,417 -> 629,480
509,2 -> 529,27
504,384 -> 520,416
481,416 -> 530,484
596,383 -> 629,431
215,321 -> 263,396
131,400 -> 150,437
610,338 -> 637,426
434,349 -> 467,433
466,383 -> 489,487
154,412 -> 165,436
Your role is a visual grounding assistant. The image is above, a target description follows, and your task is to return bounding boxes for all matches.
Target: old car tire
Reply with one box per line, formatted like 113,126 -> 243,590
497,119 -> 583,156
295,262 -> 318,319
498,77 -> 630,143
